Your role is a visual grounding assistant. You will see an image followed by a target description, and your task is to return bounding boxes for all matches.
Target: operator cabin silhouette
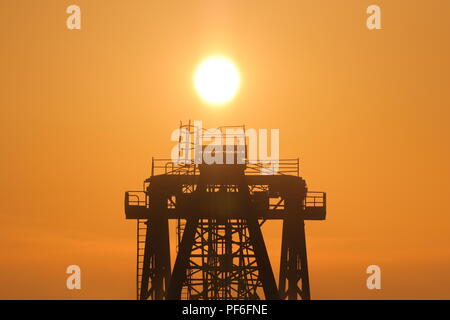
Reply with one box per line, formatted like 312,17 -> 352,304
124,123 -> 326,300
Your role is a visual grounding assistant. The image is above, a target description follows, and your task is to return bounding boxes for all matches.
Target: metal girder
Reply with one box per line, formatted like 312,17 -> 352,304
278,197 -> 311,300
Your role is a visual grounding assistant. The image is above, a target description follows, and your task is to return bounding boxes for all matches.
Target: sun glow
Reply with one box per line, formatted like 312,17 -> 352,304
194,57 -> 240,105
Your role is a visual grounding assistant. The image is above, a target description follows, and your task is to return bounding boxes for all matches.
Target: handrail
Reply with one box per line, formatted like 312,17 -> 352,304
150,158 -> 300,176
165,162 -> 174,174
305,192 -> 326,208
126,191 -> 147,207
152,158 -> 299,176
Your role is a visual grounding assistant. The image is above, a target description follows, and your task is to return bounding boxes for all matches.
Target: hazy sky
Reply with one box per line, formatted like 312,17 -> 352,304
1,0 -> 450,299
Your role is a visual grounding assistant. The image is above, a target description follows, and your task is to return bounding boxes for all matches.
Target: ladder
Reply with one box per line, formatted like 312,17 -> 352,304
136,219 -> 147,299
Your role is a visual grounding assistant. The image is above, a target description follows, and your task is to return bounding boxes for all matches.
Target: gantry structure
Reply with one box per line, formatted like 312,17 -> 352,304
124,122 -> 326,300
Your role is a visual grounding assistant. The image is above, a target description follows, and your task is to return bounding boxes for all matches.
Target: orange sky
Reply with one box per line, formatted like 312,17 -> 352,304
1,0 -> 450,299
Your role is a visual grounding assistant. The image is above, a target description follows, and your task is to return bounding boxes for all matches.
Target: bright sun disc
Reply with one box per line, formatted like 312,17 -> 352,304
194,57 -> 240,105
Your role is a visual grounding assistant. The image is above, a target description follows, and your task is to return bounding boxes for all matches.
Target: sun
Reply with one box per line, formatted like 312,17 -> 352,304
194,56 -> 240,105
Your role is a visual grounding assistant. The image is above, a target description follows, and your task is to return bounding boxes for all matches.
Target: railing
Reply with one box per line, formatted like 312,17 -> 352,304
305,192 -> 326,208
152,158 -> 197,176
125,191 -> 148,207
150,158 -> 299,176
245,159 -> 299,176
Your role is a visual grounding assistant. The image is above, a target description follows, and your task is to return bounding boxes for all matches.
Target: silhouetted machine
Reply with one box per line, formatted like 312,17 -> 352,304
124,123 -> 326,300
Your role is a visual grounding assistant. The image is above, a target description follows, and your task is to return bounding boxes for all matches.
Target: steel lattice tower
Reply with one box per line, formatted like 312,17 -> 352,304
180,218 -> 264,299
125,122 -> 326,300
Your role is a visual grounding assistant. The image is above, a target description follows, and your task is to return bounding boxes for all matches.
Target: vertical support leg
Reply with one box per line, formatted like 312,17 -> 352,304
247,217 -> 279,300
278,220 -> 288,299
167,218 -> 198,299
154,216 -> 171,299
278,217 -> 310,300
140,216 -> 171,300
297,220 -> 310,299
140,221 -> 153,300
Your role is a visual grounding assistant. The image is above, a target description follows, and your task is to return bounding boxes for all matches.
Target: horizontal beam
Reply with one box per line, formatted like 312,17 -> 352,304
125,206 -> 326,220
